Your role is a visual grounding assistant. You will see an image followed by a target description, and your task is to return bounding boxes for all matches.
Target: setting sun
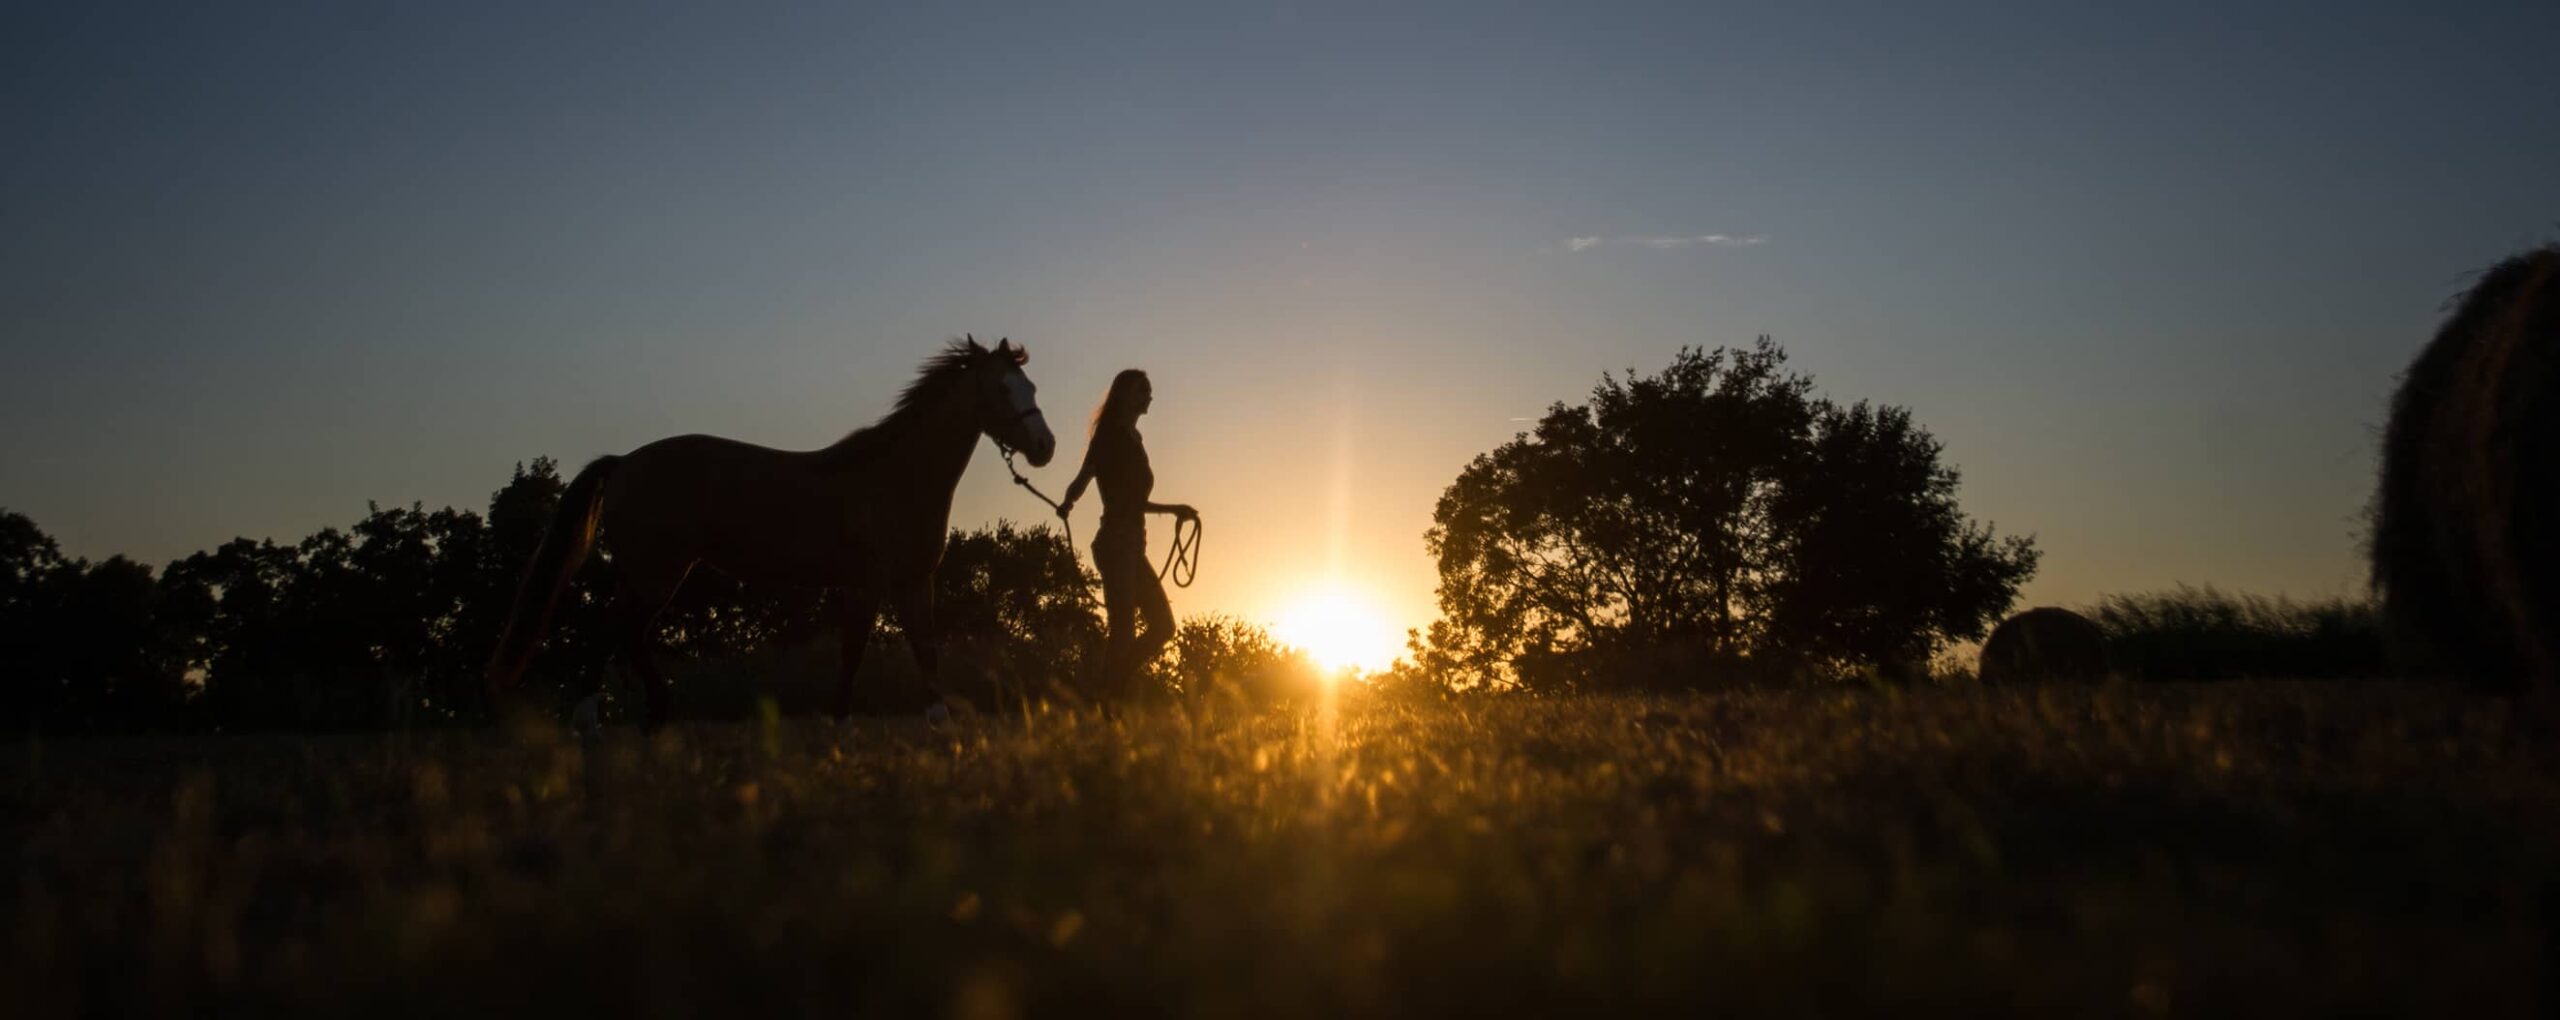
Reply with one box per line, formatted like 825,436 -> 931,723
1273,583 -> 1402,674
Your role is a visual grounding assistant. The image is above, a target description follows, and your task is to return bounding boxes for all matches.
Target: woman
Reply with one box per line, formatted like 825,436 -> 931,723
1058,369 -> 1197,698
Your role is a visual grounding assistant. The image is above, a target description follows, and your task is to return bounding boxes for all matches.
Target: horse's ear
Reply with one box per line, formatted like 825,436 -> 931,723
965,333 -> 984,352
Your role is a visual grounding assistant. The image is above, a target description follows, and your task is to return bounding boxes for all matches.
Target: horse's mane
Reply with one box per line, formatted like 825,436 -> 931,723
826,339 -> 1027,462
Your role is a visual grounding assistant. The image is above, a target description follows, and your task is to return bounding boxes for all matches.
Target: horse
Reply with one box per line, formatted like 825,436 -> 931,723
485,336 -> 1057,727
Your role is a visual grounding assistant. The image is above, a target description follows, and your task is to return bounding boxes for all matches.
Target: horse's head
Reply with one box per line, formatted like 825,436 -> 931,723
965,335 -> 1055,466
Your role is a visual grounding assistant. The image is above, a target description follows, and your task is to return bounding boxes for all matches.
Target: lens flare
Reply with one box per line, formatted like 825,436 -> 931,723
1274,583 -> 1399,674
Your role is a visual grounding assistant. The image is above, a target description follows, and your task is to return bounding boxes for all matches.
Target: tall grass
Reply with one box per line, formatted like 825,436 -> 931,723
2084,586 -> 2390,682
3,684 -> 2548,1015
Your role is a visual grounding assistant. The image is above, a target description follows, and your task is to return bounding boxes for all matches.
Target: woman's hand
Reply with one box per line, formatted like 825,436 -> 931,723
1169,503 -> 1199,524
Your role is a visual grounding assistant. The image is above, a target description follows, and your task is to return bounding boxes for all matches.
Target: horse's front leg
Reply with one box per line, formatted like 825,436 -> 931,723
892,580 -> 950,718
609,558 -> 692,733
834,587 -> 880,720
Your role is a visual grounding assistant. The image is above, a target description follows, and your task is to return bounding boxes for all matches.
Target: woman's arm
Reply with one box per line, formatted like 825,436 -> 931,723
1146,501 -> 1197,521
1058,440 -> 1101,512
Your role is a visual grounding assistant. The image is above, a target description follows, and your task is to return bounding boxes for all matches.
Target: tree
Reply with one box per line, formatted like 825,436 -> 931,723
1,511 -> 191,731
0,514 -> 70,723
161,531 -> 392,730
929,521 -> 1105,707
54,555 -> 190,727
1763,400 -> 2041,672
1423,338 -> 2036,690
1166,614 -> 1324,706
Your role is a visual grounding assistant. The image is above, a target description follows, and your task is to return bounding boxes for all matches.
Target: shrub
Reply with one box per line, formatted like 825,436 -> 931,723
2086,587 -> 2389,682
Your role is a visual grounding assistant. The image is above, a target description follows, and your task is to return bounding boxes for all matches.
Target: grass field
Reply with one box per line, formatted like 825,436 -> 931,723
6,682 -> 2556,1016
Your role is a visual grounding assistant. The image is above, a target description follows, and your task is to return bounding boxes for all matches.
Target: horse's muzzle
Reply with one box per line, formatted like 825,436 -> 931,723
1018,413 -> 1056,467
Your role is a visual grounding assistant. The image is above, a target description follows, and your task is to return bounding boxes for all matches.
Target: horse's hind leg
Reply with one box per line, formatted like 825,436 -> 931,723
608,558 -> 692,732
892,580 -> 949,715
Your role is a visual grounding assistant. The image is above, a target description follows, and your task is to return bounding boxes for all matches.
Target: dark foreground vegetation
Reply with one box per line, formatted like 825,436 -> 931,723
6,682 -> 2552,1016
2086,587 -> 2391,683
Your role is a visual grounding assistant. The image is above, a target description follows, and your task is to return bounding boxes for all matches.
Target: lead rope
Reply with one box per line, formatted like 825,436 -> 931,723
1159,514 -> 1200,588
998,443 -> 1072,554
1000,442 -> 1200,587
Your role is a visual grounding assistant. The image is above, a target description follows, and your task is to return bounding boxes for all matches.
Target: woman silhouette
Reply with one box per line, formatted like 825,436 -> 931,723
1059,369 -> 1196,698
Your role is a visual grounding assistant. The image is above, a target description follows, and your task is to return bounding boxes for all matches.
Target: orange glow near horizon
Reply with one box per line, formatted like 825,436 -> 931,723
1273,581 -> 1402,675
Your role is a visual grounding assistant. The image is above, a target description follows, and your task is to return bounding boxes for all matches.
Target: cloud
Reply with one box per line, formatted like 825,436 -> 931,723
1640,233 -> 1766,249
1564,233 -> 1766,253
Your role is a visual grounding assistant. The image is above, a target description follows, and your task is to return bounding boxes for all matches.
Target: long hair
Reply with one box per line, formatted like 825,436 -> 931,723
1090,368 -> 1150,438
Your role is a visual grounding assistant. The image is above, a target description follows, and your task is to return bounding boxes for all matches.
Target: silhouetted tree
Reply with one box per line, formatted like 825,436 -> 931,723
1764,400 -> 2041,671
0,511 -> 59,599
1,511 -> 191,731
162,538 -> 299,727
160,531 -> 388,730
931,521 -> 1104,705
1422,338 -> 2036,691
0,510 -> 71,728
1165,614 -> 1324,706
55,555 -> 189,727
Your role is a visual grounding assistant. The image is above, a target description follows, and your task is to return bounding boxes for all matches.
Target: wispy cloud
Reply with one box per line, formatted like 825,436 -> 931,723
1563,233 -> 1766,253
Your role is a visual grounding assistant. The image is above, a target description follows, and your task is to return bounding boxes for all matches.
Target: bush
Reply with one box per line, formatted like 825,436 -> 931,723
2085,587 -> 2390,682
1165,615 -> 1327,707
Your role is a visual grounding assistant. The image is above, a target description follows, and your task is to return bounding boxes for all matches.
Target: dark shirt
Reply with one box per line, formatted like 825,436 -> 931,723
1081,423 -> 1153,536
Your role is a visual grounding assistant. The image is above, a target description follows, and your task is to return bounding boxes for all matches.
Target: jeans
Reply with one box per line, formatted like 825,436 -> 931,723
1093,522 -> 1173,697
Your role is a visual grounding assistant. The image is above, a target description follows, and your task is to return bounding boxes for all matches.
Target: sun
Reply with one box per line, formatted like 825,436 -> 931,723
1272,583 -> 1401,674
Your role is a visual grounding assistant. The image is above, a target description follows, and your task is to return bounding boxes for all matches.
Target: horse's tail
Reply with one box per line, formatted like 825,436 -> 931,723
486,455 -> 621,696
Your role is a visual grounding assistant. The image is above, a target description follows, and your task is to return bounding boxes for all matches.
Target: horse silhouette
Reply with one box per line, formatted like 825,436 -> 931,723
486,337 -> 1056,727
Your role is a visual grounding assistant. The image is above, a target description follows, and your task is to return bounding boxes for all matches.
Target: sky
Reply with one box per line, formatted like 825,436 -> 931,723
5,2 -> 2557,666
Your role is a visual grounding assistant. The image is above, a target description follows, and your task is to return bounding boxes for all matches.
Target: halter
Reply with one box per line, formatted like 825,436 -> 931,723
996,441 -> 1072,553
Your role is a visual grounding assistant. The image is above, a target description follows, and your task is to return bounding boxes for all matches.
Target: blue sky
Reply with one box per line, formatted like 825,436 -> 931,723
5,1 -> 2556,649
